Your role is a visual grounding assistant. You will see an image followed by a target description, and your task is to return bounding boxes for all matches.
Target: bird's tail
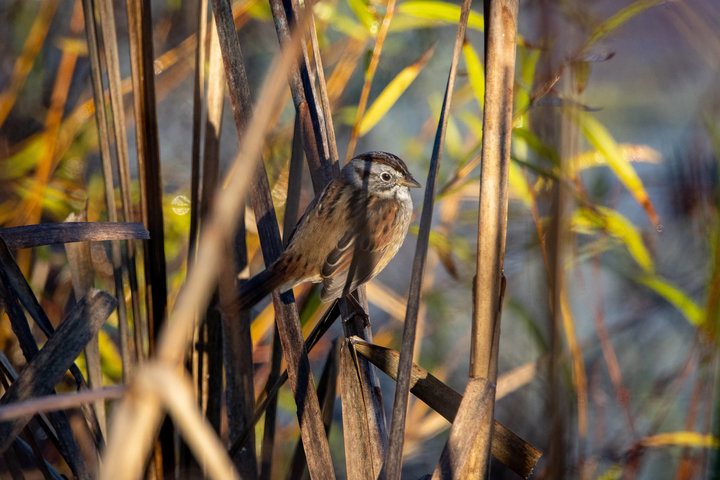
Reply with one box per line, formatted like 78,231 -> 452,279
232,268 -> 285,312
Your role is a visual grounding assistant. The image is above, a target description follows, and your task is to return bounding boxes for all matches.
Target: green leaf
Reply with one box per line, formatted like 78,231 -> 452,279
636,275 -> 704,326
573,206 -> 653,273
513,127 -> 561,166
358,46 -> 434,136
347,0 -> 377,33
397,1 -> 484,31
462,41 -> 484,112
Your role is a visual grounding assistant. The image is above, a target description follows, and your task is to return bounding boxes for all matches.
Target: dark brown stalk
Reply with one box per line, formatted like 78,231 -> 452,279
0,268 -> 90,478
79,0 -> 134,378
0,289 -> 116,454
381,0 -> 472,477
199,12 -> 227,438
124,0 -> 171,472
287,340 -> 340,479
210,0 -> 335,475
268,0 -> 336,188
0,237 -> 105,450
259,113 -> 305,480
188,0 -> 209,266
124,0 -> 168,351
0,222 -> 149,249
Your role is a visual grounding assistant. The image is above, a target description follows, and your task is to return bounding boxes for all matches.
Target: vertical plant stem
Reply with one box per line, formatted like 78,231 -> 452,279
382,1 -> 472,478
467,0 -> 518,475
81,0 -> 133,381
96,0 -> 144,368
124,0 -> 171,473
188,0 -> 209,266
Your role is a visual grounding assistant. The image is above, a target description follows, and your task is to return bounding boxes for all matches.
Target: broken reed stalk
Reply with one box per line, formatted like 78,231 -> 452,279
0,289 -> 117,454
464,0 -> 519,476
101,15 -> 311,479
381,0 -> 472,478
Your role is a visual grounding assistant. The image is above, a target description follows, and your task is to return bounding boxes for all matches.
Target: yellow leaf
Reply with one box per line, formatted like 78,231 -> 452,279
570,110 -> 658,226
635,275 -> 704,326
462,41 -> 484,112
358,46 -> 435,136
571,143 -> 661,175
640,432 -> 720,449
508,161 -> 532,207
573,206 -> 654,273
397,1 -> 485,30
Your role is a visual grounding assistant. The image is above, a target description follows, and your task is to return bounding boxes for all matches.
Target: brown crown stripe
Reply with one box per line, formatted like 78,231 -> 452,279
353,151 -> 410,177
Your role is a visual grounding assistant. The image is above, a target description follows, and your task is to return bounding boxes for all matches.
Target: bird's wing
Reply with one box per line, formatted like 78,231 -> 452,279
319,198 -> 399,302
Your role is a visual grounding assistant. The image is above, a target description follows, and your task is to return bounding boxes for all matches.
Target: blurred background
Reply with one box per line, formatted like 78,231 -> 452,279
1,0 -> 720,478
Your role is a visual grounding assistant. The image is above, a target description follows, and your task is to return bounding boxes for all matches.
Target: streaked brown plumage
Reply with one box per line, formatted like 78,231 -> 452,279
235,151 -> 420,310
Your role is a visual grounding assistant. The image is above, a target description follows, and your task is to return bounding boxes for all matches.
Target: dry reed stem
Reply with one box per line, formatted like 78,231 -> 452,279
0,387 -> 125,422
467,0 -> 519,475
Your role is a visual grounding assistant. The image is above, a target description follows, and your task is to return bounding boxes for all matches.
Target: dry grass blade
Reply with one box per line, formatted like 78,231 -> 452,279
268,0 -> 335,187
0,289 -> 117,453
0,387 -> 126,422
136,366 -> 240,480
0,0 -> 59,127
382,0 -> 472,477
101,13 -> 312,479
352,338 -> 541,478
0,222 -> 149,249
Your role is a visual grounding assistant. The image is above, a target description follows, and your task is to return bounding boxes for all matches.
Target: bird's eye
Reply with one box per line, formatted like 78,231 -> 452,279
381,172 -> 392,182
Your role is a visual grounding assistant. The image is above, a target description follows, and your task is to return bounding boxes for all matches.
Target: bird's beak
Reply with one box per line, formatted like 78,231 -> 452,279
400,175 -> 422,188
